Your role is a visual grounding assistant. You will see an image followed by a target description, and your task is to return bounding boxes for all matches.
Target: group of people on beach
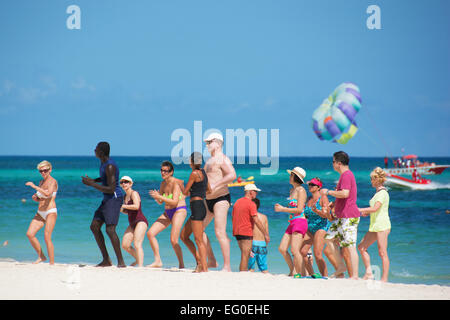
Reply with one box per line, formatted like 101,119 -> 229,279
25,133 -> 392,282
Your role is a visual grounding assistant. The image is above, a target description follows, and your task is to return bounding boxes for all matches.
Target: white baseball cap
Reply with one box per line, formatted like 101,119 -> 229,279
244,183 -> 261,192
286,167 -> 306,184
120,176 -> 133,183
204,132 -> 224,142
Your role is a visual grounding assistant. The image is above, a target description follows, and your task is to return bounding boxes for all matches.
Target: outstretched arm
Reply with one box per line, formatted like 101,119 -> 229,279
359,201 -> 382,217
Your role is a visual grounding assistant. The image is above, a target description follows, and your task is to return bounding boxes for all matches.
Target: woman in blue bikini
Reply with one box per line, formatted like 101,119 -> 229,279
148,161 -> 187,268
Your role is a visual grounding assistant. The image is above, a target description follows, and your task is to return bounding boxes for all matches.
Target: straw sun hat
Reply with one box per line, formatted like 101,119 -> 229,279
286,167 -> 306,184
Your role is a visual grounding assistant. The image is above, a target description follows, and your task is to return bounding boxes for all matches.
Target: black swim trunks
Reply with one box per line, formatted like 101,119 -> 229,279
235,235 -> 253,241
206,193 -> 231,213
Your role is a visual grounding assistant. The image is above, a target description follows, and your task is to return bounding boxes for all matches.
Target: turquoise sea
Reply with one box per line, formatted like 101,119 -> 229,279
1,156 -> 449,286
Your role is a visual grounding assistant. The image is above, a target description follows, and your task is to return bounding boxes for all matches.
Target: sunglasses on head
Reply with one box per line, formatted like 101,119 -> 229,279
39,168 -> 50,173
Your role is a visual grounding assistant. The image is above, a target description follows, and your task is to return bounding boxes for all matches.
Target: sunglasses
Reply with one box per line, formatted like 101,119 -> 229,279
308,183 -> 319,187
39,168 -> 50,173
120,180 -> 131,185
160,169 -> 172,174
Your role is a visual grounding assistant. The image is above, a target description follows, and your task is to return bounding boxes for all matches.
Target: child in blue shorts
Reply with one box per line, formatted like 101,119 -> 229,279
248,198 -> 269,273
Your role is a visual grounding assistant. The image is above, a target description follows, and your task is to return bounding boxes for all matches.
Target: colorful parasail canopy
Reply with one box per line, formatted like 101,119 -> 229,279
312,82 -> 362,144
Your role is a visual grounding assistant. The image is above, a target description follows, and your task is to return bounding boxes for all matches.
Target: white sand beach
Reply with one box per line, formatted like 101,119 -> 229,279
0,261 -> 448,300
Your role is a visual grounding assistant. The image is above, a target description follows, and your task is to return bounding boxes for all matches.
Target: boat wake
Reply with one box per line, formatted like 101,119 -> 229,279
387,181 -> 450,191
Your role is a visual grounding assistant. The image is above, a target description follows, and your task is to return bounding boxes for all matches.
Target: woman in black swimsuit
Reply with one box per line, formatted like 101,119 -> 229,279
181,152 -> 211,272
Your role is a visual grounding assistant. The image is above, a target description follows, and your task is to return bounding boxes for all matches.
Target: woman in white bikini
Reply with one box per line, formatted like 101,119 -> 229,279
25,160 -> 58,265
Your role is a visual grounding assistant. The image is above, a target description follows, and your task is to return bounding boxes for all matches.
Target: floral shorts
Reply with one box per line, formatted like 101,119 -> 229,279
325,217 -> 360,247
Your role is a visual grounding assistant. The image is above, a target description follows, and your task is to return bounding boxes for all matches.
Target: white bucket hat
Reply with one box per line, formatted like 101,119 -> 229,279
286,167 -> 306,184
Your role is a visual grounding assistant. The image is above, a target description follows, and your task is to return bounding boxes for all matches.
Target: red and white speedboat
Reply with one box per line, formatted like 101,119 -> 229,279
384,165 -> 450,176
384,154 -> 449,189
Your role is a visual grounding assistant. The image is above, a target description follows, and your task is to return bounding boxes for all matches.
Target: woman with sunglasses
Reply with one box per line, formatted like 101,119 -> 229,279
25,160 -> 58,265
148,161 -> 187,268
300,177 -> 334,278
275,167 -> 308,278
119,176 -> 148,267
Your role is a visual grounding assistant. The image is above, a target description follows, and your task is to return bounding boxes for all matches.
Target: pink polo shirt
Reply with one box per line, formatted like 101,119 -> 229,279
334,170 -> 360,218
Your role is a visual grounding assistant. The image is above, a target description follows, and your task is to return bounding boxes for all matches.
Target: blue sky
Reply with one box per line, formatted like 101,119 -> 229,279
0,0 -> 449,157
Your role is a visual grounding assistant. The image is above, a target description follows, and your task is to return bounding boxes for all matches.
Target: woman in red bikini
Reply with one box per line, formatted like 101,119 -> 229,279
148,161 -> 187,268
120,176 -> 148,267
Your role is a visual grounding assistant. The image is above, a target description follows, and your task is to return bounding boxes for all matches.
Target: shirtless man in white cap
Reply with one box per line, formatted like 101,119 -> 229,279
203,132 -> 236,271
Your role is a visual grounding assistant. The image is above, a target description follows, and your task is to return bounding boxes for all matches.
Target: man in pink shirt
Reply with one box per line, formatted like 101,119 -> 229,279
321,151 -> 360,279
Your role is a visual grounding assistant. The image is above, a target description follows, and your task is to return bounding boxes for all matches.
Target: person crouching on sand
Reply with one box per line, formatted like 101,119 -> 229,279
358,167 -> 391,282
25,160 -> 58,265
120,176 -> 148,267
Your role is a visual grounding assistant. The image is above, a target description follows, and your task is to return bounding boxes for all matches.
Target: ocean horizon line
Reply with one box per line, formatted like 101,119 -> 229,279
1,155 -> 449,159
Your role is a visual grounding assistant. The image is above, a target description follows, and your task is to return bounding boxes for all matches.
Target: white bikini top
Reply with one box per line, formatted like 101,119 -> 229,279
36,191 -> 57,199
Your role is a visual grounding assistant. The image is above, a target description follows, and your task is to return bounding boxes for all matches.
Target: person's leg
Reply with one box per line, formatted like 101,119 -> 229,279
90,219 -> 112,267
237,239 -> 253,271
358,231 -> 377,279
278,233 -> 294,276
290,232 -> 305,276
133,222 -> 148,267
212,200 -> 231,271
312,230 -> 328,277
324,219 -> 346,277
202,210 -> 218,268
122,226 -> 137,265
105,224 -> 126,267
192,220 -> 208,272
181,219 -> 197,261
146,214 -> 170,267
170,209 -> 187,269
248,246 -> 256,272
341,218 -> 360,279
323,240 -> 337,269
299,232 -> 314,275
325,240 -> 346,277
376,229 -> 390,282
26,214 -> 46,263
43,213 -> 57,265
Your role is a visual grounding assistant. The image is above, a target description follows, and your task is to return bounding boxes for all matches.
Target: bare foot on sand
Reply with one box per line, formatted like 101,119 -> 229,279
147,261 -> 163,268
96,259 -> 112,267
207,259 -> 219,269
33,255 -> 47,264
